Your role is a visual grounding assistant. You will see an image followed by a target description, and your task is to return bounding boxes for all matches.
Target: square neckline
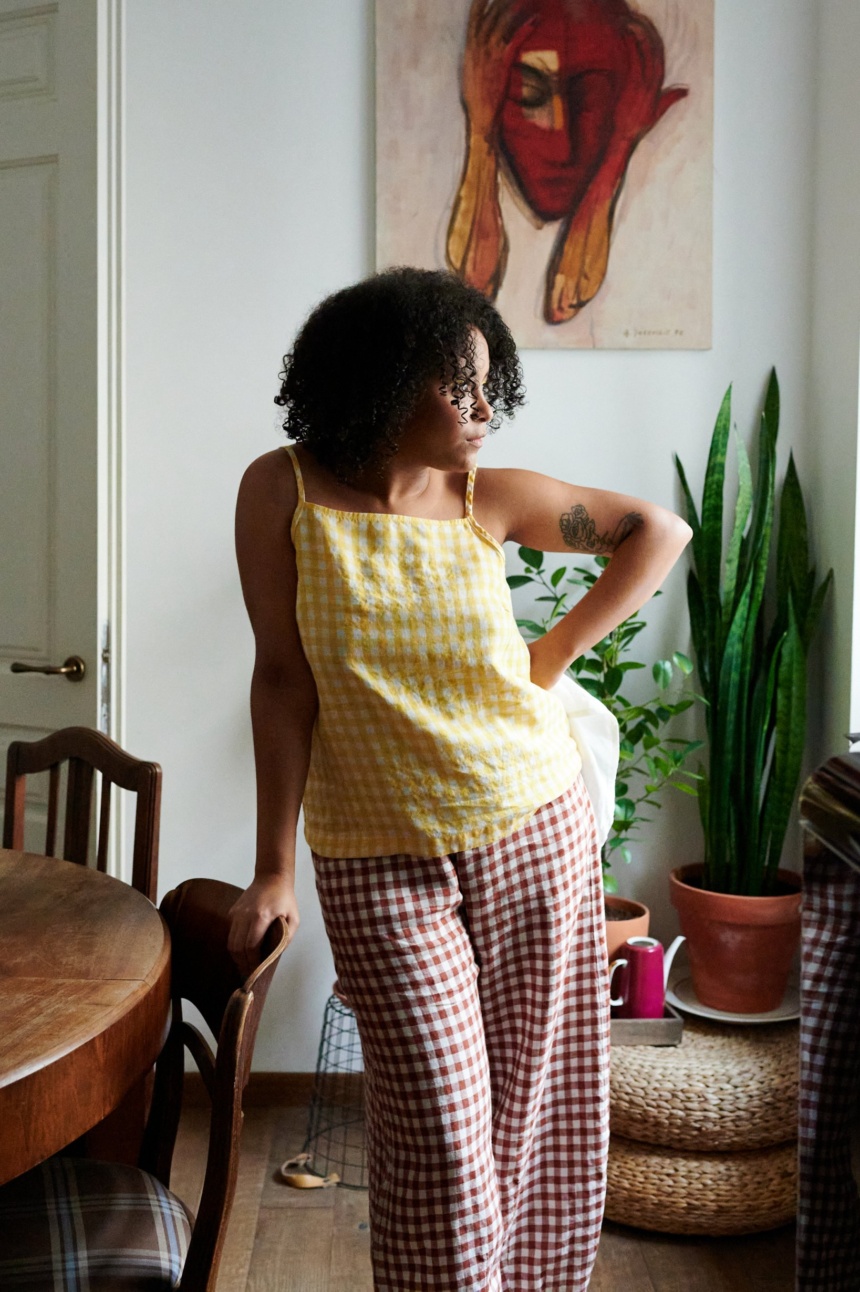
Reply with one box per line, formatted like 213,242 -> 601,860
284,445 -> 505,557
284,444 -> 476,524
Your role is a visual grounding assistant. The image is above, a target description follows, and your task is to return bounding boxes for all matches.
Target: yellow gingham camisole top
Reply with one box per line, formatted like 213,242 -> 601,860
286,445 -> 582,858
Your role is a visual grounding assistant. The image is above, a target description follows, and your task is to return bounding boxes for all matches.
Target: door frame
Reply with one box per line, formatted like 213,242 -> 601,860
98,0 -> 127,878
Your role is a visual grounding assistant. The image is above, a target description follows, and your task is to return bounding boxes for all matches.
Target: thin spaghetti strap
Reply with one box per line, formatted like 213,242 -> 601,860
465,466 -> 477,517
284,444 -> 305,503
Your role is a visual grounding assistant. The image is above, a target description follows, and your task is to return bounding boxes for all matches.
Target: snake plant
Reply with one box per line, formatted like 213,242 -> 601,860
675,370 -> 832,895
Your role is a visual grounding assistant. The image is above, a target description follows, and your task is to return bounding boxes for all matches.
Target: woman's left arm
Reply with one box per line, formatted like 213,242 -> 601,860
478,468 -> 693,690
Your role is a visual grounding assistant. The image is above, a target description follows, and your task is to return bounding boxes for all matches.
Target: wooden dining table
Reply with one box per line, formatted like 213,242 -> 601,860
0,847 -> 171,1186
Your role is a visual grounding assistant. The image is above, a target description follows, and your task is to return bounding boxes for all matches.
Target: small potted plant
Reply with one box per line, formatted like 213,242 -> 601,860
673,370 -> 832,1012
509,549 -> 702,957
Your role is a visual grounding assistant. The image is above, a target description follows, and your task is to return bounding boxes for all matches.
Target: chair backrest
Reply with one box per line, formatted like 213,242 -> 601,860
2,726 -> 161,900
140,878 -> 288,1292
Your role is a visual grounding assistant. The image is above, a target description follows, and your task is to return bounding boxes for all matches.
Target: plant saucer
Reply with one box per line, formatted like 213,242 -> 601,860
665,972 -> 800,1024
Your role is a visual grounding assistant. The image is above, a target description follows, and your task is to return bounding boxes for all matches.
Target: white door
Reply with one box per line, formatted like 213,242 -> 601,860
0,0 -> 121,852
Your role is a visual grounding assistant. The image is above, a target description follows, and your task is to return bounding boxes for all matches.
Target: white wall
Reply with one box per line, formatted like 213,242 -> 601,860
807,0 -> 860,750
125,0 -> 825,1070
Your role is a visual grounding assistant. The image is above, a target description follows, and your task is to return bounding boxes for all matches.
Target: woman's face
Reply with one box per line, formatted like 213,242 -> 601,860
397,328 -> 494,471
498,0 -> 631,222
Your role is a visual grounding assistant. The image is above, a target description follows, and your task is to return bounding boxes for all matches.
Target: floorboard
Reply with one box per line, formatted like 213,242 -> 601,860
589,1221 -> 655,1291
169,1091 -> 796,1289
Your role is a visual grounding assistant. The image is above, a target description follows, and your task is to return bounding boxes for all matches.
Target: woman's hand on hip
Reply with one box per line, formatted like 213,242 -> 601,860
228,873 -> 300,979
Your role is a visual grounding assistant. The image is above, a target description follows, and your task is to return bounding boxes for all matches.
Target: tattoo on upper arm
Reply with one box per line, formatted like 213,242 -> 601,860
559,505 -> 644,553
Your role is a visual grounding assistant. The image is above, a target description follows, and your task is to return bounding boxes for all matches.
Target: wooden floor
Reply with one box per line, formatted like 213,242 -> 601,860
171,1100 -> 796,1291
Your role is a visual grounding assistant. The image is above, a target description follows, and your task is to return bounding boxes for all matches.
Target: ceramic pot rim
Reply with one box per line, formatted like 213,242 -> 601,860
670,863 -> 801,899
604,894 -> 650,918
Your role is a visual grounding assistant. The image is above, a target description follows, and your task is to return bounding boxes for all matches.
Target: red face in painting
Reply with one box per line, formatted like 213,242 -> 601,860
498,0 -> 654,223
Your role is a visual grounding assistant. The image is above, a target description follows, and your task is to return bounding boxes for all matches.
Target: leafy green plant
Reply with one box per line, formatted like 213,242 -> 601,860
509,549 -> 702,892
675,370 -> 832,896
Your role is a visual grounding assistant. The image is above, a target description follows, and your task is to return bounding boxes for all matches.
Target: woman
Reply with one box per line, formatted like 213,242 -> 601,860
228,266 -> 690,1291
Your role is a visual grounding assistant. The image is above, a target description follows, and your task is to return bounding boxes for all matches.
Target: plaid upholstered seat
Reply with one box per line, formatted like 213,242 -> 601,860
0,1156 -> 192,1290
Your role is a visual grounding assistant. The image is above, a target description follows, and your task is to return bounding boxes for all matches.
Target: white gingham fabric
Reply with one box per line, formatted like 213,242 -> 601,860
287,445 -> 581,859
313,776 -> 610,1292
797,847 -> 860,1291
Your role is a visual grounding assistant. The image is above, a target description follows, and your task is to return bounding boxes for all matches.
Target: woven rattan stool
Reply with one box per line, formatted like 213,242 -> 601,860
606,1136 -> 797,1236
611,1016 -> 799,1149
606,1016 -> 799,1234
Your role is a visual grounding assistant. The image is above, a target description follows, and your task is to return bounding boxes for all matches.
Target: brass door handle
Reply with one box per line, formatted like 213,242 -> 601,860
10,655 -> 86,682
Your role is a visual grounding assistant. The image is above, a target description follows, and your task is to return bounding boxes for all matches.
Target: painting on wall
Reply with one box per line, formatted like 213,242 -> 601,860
376,0 -> 713,349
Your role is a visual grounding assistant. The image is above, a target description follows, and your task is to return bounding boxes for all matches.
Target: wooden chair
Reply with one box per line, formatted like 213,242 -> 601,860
3,726 -> 161,901
0,878 -> 289,1292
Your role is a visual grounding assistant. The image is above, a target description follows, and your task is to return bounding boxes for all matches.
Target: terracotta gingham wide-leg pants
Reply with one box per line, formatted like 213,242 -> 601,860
312,777 -> 610,1292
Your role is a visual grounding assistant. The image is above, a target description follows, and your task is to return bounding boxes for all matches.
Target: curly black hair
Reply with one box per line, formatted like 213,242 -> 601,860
275,267 -> 526,483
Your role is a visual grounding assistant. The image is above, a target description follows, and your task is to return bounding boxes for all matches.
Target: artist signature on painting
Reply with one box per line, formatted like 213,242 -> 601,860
623,328 -> 685,338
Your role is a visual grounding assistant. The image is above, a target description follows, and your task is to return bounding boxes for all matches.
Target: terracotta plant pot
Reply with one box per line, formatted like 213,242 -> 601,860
669,864 -> 802,1013
604,895 -> 650,960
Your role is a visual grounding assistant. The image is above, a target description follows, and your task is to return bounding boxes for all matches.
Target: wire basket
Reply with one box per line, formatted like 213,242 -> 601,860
302,991 -> 367,1189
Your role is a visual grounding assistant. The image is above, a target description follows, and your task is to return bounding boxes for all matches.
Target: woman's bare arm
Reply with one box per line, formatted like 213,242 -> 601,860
227,449 -> 319,975
476,467 -> 692,689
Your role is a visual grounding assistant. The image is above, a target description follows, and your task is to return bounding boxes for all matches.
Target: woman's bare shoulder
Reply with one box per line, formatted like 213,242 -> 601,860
239,446 -> 298,517
471,465 -> 546,542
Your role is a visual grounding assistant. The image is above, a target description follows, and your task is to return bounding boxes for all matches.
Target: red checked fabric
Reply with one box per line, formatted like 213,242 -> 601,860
797,849 -> 860,1291
312,776 -> 610,1292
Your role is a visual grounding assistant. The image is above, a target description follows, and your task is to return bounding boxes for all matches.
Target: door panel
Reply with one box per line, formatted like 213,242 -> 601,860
1,0 -> 107,840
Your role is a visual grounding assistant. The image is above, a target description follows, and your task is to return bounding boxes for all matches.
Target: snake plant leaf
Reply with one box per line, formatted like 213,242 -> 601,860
746,643 -> 782,888
804,569 -> 833,652
697,768 -> 710,854
736,378 -> 778,608
699,387 -> 733,673
723,428 -> 753,633
764,367 -> 780,452
674,454 -> 702,539
760,599 -> 807,882
743,410 -> 777,638
711,577 -> 754,887
777,454 -> 808,606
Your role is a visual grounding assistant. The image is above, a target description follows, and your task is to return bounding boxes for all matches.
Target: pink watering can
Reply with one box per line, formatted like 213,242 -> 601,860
608,935 -> 686,1019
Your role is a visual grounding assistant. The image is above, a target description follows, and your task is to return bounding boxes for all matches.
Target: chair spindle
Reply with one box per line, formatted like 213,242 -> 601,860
63,758 -> 94,866
45,765 -> 60,857
96,778 -> 112,873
